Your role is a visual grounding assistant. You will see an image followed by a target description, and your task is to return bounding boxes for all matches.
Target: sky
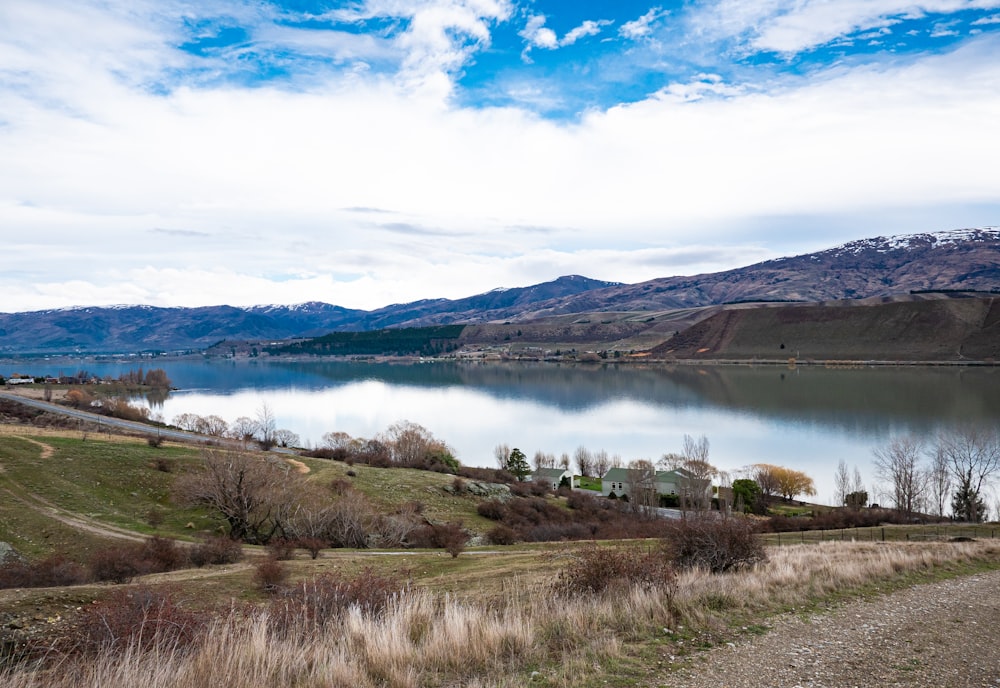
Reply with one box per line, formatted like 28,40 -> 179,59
2,0 -> 999,313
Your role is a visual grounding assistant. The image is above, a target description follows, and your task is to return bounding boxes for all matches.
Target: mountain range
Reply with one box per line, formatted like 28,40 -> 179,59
1,228 -> 998,355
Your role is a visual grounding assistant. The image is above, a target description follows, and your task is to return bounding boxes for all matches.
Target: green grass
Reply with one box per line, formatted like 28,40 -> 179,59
577,475 -> 601,491
306,459 -> 498,531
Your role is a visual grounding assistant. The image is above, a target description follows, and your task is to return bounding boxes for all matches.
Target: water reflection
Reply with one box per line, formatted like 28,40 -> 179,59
4,358 -> 998,503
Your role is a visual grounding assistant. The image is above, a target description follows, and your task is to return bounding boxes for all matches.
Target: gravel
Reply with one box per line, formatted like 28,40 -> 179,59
665,569 -> 1000,687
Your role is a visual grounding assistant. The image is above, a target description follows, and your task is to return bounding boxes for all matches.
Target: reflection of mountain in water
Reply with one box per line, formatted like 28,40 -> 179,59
13,359 -> 995,439
270,361 -> 1000,438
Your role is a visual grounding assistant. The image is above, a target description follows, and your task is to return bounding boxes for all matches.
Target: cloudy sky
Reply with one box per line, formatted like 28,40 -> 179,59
2,0 -> 999,313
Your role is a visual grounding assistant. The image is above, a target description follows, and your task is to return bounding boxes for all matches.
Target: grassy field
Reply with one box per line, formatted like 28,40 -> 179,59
5,428 -> 1000,686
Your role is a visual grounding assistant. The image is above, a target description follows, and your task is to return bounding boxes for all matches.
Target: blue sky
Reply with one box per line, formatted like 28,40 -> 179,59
1,0 -> 999,311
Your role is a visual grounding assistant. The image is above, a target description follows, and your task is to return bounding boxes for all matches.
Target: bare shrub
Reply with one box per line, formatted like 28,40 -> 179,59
266,538 -> 296,561
68,586 -> 207,655
89,546 -> 142,584
147,435 -> 164,448
189,535 -> 244,567
271,567 -> 408,632
486,524 -> 518,545
254,558 -> 289,594
0,554 -> 89,589
554,544 -> 676,595
139,536 -> 188,572
408,522 -> 467,555
476,500 -> 507,520
297,537 -> 325,559
154,457 -> 173,473
662,516 -> 767,574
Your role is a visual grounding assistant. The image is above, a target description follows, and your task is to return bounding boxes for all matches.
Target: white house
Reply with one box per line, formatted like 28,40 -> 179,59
531,467 -> 572,491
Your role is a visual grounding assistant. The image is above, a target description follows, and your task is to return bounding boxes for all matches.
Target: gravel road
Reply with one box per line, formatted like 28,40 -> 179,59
667,569 -> 1000,688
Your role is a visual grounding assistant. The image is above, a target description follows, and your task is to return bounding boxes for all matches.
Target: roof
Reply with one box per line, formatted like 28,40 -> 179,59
601,467 -> 633,481
532,467 -> 570,479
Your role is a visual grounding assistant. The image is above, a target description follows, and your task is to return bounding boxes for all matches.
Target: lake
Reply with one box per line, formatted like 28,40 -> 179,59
3,358 -> 998,505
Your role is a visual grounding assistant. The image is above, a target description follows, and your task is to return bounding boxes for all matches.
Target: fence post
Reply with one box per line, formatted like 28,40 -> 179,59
881,527 -> 885,542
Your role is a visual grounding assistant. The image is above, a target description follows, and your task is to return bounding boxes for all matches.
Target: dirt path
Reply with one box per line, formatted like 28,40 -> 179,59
665,569 -> 1000,687
1,435 -> 147,544
285,457 -> 310,474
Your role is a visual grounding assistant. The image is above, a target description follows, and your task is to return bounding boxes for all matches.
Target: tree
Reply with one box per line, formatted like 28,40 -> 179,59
844,490 -> 868,509
834,459 -> 851,506
732,478 -> 762,514
559,453 -> 571,471
754,464 -> 816,501
574,446 -> 594,477
255,402 -> 278,450
872,436 -> 927,518
506,448 -> 531,481
927,445 -> 952,519
274,429 -> 300,448
592,449 -> 611,478
625,459 -> 657,514
229,416 -> 257,449
494,443 -> 511,471
176,449 -> 300,544
938,427 -> 1000,522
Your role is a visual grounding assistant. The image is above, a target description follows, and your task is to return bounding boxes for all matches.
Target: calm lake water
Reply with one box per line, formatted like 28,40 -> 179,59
3,358 -> 999,505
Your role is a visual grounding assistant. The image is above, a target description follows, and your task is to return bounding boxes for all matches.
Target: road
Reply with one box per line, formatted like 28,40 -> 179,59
0,390 -> 230,446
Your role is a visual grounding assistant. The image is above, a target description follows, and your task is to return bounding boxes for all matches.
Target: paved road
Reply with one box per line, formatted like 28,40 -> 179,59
0,390 -> 233,447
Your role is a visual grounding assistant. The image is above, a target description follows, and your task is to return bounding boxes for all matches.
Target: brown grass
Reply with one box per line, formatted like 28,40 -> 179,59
3,540 -> 999,687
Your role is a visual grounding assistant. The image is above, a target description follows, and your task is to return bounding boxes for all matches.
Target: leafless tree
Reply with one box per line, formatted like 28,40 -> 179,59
274,429 -> 300,448
255,402 -> 278,449
200,414 -> 229,437
625,459 -> 657,515
593,449 -> 611,478
173,413 -> 201,432
834,459 -> 851,506
574,446 -> 594,477
494,443 -> 511,471
559,452 -> 570,470
229,416 -> 258,449
927,444 -> 952,519
532,450 -> 555,470
938,427 -> 1000,522
872,436 -> 928,518
175,449 -> 300,544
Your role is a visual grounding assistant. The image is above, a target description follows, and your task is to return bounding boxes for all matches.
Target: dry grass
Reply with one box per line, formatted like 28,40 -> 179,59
4,539 -> 999,687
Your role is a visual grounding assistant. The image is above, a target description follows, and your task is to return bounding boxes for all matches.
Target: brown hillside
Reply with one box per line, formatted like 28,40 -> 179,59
652,295 -> 1000,361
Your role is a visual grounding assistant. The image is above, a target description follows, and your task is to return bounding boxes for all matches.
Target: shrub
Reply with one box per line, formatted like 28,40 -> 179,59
68,586 -> 207,655
297,536 -> 325,559
662,516 -> 767,574
554,544 -> 676,595
254,558 -> 289,593
0,554 -> 89,589
408,521 -> 467,555
140,536 -> 188,572
266,538 -> 296,561
476,500 -> 507,520
486,524 -> 518,545
272,567 -> 407,630
89,546 -> 142,584
154,457 -> 173,472
147,435 -> 164,448
189,536 -> 244,567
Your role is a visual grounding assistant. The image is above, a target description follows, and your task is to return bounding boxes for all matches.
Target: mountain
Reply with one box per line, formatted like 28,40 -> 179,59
0,228 -> 998,354
0,276 -> 617,354
505,227 -> 1000,319
649,295 -> 1000,362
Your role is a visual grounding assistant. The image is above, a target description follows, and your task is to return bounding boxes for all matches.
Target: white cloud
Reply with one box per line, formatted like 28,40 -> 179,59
620,7 -> 666,39
1,2 -> 1000,312
519,13 -> 612,58
972,12 -> 1000,22
694,0 -> 1000,54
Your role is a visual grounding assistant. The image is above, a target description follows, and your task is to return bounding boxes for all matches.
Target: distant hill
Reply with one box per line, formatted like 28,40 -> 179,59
0,276 -> 617,354
0,228 -> 998,354
650,295 -> 1000,362
510,228 -> 1000,319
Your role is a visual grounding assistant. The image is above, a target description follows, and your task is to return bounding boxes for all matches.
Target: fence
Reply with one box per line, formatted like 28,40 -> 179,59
761,524 -> 998,546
